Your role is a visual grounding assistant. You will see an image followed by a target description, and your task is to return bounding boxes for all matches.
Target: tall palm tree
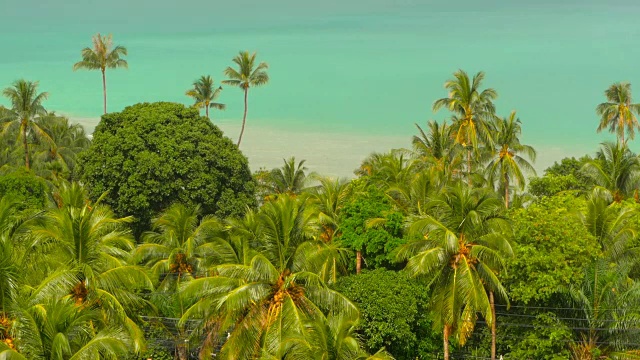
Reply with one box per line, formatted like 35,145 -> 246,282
185,75 -> 225,119
73,33 -> 128,114
582,141 -> 640,201
1,80 -> 50,170
433,70 -> 498,184
180,195 -> 356,359
397,186 -> 512,360
596,82 -> 640,144
485,111 -> 537,208
222,51 -> 269,147
483,113 -> 535,360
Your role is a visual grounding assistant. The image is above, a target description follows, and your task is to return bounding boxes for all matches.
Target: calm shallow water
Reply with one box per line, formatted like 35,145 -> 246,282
2,0 -> 639,175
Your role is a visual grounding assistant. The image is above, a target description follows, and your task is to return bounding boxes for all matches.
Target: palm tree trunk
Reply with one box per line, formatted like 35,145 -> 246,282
356,250 -> 362,274
490,290 -> 497,360
443,324 -> 450,360
102,69 -> 107,114
205,105 -> 210,119
22,121 -> 29,170
504,177 -> 509,209
467,148 -> 472,187
237,88 -> 248,146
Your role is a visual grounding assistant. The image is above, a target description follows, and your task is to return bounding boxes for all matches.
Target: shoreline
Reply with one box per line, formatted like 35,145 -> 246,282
69,115 -> 590,178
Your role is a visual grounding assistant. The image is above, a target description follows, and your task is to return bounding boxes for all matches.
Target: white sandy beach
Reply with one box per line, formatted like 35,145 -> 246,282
73,116 -> 590,179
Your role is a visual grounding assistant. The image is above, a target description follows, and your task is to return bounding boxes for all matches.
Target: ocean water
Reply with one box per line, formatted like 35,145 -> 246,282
2,0 -> 639,176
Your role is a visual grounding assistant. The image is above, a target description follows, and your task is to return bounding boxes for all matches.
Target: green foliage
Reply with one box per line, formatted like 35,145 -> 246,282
529,156 -> 594,197
78,102 -> 256,233
528,174 -> 583,197
503,312 -> 572,360
545,156 -> 592,179
0,169 -> 47,209
334,269 -> 440,359
504,195 -> 601,304
338,184 -> 405,270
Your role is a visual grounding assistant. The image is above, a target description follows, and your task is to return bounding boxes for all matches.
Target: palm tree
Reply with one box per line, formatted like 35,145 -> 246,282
412,120 -> 462,180
581,187 -> 639,266
386,170 -> 444,216
283,312 -> 394,359
0,196 -> 28,352
485,111 -> 537,208
582,141 -> 640,201
28,183 -> 152,351
564,260 -> 640,359
185,75 -> 225,119
33,115 -> 91,181
222,51 -> 269,147
2,297 -> 131,359
596,82 -> 640,144
134,204 -> 233,359
180,195 -> 356,359
1,80 -> 50,170
264,157 -> 310,197
135,203 -> 233,287
73,33 -> 128,114
433,70 -> 498,184
306,176 -> 352,243
356,150 -> 415,190
397,186 -> 512,360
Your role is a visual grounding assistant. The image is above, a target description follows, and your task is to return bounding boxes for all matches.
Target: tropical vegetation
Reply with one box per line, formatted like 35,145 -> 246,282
2,40 -> 640,360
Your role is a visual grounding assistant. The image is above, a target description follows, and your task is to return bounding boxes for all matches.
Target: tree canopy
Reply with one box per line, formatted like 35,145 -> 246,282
78,102 -> 256,233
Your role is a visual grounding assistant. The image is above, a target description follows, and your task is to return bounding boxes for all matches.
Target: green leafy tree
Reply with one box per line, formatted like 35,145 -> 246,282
222,51 -> 269,146
334,269 -> 440,359
73,33 -> 128,114
596,82 -> 640,144
0,170 -> 48,210
338,184 -> 405,273
504,194 -> 600,304
185,75 -> 225,119
1,80 -> 50,170
528,174 -> 583,198
179,195 -> 356,359
433,70 -> 498,183
398,186 -> 512,360
78,102 -> 256,234
485,111 -> 537,208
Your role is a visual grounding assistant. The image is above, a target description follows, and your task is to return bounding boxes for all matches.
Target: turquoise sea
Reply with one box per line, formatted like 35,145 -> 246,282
2,0 -> 640,175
